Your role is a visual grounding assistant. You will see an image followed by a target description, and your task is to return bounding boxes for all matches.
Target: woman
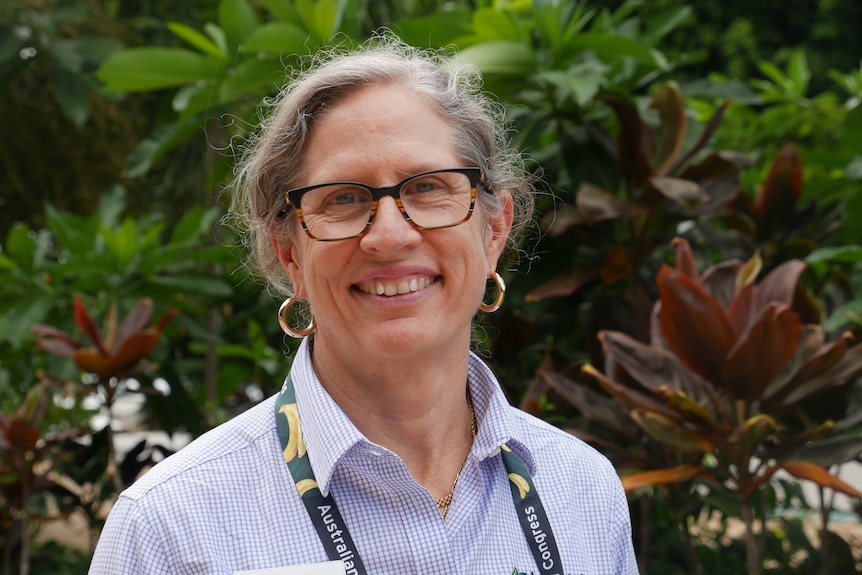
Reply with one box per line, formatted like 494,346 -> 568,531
89,37 -> 638,575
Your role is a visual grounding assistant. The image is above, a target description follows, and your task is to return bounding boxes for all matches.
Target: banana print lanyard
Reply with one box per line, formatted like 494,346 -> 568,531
275,375 -> 564,575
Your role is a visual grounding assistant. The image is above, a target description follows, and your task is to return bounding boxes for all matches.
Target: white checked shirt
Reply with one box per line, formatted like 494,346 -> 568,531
89,337 -> 638,575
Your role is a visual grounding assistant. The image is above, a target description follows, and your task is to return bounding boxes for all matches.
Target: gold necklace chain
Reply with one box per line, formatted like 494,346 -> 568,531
435,397 -> 477,518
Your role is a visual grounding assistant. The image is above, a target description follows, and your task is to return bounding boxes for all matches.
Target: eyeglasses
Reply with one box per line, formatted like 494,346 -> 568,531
278,167 -> 493,241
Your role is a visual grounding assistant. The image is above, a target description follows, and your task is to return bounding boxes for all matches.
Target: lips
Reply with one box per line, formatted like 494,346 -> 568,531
357,276 -> 434,296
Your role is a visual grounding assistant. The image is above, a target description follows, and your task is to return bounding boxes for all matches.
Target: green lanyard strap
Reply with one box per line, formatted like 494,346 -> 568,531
275,376 -> 564,575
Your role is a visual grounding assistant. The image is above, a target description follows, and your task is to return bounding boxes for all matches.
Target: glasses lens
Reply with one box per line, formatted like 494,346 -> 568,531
301,184 -> 373,240
401,171 -> 473,229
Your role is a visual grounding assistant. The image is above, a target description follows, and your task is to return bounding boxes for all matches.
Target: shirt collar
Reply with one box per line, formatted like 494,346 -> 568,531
288,337 -> 537,496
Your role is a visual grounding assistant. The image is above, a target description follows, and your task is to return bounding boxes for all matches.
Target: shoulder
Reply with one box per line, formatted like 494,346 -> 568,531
120,394 -> 281,503
509,406 -> 622,489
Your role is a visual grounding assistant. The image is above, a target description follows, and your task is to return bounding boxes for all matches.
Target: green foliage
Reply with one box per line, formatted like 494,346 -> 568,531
6,1 -> 862,573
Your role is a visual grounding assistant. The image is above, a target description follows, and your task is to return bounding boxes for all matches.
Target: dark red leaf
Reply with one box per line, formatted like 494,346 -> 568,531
601,245 -> 634,284
649,82 -> 687,176
115,298 -> 154,349
525,269 -> 597,302
754,144 -> 803,237
575,182 -> 628,223
673,103 -> 730,172
726,282 -> 755,335
72,348 -> 113,379
599,330 -> 720,412
671,237 -> 699,280
2,418 -> 41,452
701,260 -> 742,311
721,304 -> 801,401
153,308 -> 179,333
778,341 -> 862,407
582,364 -> 680,421
540,370 -> 638,439
73,296 -> 107,355
657,265 -> 737,384
111,330 -> 160,374
603,94 -> 652,186
755,260 -> 807,309
651,177 -> 709,209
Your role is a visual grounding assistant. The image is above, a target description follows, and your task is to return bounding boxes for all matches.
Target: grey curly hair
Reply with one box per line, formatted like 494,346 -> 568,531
228,35 -> 534,297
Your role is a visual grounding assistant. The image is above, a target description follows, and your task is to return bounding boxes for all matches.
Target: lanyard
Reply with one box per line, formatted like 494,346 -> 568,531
275,375 -> 564,575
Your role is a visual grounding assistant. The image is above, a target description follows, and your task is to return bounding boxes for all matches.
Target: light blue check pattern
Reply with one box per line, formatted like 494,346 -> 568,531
89,338 -> 638,575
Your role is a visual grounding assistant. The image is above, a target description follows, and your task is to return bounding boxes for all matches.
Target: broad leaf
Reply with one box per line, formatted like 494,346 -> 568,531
720,303 -> 801,402
781,461 -> 862,499
621,464 -> 701,492
787,433 -> 862,467
97,48 -> 223,92
73,296 -> 106,354
524,268 -> 596,302
219,0 -> 260,50
243,22 -> 310,54
540,370 -> 637,438
755,259 -> 807,310
630,409 -> 714,453
599,330 -> 718,411
650,177 -> 709,209
455,41 -> 537,76
168,22 -> 226,59
656,265 -> 737,384
649,82 -> 686,176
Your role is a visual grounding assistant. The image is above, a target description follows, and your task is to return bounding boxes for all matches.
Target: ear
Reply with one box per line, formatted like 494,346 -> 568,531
270,233 -> 308,299
484,190 -> 514,269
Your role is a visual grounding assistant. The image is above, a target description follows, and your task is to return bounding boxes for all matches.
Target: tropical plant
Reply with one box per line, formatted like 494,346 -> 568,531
572,237 -> 862,575
0,382 -> 89,575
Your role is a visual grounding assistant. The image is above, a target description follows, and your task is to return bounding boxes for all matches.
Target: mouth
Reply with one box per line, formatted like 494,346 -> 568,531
356,276 -> 435,297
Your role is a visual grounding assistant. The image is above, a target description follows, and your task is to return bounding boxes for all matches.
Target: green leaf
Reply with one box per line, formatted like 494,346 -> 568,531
220,57 -> 286,103
52,66 -> 90,128
643,6 -> 692,46
825,299 -> 862,332
0,296 -> 55,347
123,117 -> 202,178
787,50 -> 810,97
243,22 -> 310,54
257,0 -> 302,23
218,0 -> 260,49
101,218 -> 139,267
5,223 -> 35,270
204,23 -> 229,56
295,0 -> 339,43
148,276 -> 234,298
97,48 -> 223,92
454,41 -> 537,76
168,22 -> 227,59
567,33 -> 658,67
471,8 -> 522,42
538,66 -> 605,107
170,206 -> 219,244
394,13 -> 472,48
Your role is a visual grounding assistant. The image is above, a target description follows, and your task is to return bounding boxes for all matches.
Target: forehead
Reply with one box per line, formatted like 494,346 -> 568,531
299,84 -> 460,186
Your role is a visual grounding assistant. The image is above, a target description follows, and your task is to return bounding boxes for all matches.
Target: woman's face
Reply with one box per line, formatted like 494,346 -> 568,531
272,84 -> 512,362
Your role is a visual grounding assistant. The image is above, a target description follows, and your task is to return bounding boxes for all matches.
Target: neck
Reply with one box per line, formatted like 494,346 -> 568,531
309,332 -> 476,501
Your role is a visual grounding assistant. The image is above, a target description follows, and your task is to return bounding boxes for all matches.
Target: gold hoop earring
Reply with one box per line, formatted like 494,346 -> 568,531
277,297 -> 315,338
479,272 -> 506,313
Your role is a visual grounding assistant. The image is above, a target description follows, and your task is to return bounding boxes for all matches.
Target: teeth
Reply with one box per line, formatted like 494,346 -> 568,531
360,277 -> 432,296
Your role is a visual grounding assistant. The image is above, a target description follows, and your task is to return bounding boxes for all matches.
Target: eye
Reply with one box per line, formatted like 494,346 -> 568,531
413,181 -> 440,193
331,192 -> 357,205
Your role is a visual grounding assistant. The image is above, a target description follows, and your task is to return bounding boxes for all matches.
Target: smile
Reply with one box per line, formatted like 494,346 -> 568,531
357,277 -> 434,297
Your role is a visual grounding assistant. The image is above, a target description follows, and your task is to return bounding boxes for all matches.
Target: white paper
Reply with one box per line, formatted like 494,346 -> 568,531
233,560 -> 347,575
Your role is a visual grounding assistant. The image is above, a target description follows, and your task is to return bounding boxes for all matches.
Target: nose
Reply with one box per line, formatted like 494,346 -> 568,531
359,196 -> 421,252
